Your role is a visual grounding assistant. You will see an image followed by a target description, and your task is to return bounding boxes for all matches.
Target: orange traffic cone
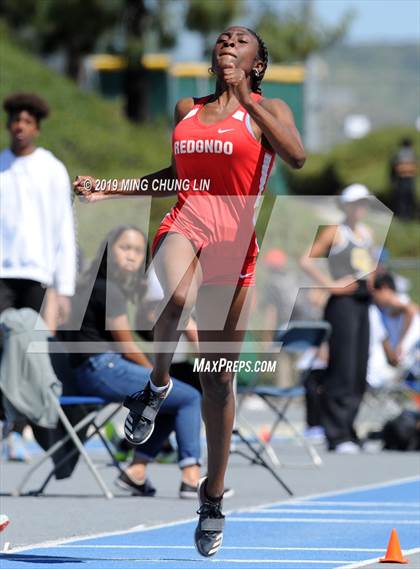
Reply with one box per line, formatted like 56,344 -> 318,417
380,528 -> 408,564
259,425 -> 271,443
0,515 -> 10,533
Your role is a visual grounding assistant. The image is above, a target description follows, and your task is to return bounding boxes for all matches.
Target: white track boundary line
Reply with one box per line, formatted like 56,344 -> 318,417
57,546 -> 385,552
336,546 -> 420,569
244,475 -> 420,513
8,474 -> 420,554
279,500 -> 419,508
229,517 -> 419,525
0,553 -> 371,565
256,509 -> 418,515
7,518 -> 193,554
202,560 -> 349,565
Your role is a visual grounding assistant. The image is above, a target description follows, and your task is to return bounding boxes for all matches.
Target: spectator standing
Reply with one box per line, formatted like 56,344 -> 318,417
300,184 -> 375,453
390,137 -> 417,220
0,92 -> 76,461
0,92 -> 76,329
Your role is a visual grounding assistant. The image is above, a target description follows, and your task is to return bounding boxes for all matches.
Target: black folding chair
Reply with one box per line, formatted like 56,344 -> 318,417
234,321 -> 331,485
13,395 -> 123,499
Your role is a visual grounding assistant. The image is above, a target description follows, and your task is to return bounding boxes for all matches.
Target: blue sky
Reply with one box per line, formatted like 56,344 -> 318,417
316,0 -> 420,44
174,0 -> 419,60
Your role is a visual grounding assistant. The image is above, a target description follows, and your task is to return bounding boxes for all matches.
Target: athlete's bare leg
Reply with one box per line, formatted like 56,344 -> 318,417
151,233 -> 202,387
196,285 -> 254,498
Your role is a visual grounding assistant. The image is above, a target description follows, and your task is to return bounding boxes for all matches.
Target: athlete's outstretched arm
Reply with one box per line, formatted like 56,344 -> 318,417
74,98 -> 194,201
74,163 -> 174,201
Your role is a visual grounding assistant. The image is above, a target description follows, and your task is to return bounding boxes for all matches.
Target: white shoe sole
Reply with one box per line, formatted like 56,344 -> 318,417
124,419 -> 155,446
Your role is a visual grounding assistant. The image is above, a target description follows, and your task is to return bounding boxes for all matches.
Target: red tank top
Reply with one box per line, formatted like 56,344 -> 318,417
161,92 -> 275,256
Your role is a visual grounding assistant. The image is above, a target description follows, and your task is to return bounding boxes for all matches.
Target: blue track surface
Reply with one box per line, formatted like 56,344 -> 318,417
2,477 -> 419,568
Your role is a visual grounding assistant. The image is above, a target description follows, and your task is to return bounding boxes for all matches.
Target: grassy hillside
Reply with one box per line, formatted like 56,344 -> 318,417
0,23 -> 175,254
0,31 -> 171,180
324,43 -> 418,128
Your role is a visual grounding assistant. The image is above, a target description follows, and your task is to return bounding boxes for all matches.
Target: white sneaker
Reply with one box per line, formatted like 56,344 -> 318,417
362,440 -> 382,454
3,432 -> 31,463
335,441 -> 361,455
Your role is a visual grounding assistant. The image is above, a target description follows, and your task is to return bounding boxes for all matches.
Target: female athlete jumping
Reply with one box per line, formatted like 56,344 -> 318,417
75,26 -> 305,557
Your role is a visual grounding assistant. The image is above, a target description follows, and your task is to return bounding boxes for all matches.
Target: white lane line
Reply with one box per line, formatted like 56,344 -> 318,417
10,475 -> 419,553
255,509 -> 418,515
57,545 -> 385,552
336,546 -> 420,569
136,561 -> 357,565
8,557 -> 363,565
107,560 -> 365,565
229,517 -> 420,525
242,475 -> 420,514
276,501 -> 420,508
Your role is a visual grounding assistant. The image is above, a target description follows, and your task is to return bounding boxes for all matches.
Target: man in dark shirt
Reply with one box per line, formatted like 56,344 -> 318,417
390,138 -> 417,220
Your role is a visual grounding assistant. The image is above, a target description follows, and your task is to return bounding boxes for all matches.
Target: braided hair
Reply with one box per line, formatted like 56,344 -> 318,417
245,28 -> 269,94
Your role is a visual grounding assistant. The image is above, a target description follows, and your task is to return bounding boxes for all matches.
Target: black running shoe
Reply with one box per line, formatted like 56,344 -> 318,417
194,477 -> 225,557
115,471 -> 156,497
179,481 -> 198,499
123,380 -> 173,445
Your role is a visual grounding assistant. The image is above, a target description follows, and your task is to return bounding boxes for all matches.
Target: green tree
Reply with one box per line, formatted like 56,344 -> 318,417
0,0 -> 177,122
185,0 -> 241,56
149,0 -> 178,51
255,0 -> 354,63
0,0 -> 121,80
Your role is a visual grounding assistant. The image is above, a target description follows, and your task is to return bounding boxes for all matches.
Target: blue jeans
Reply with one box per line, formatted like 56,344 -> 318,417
73,353 -> 201,468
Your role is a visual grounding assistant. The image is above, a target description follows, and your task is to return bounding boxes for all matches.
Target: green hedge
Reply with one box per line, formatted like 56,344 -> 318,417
284,127 -> 420,209
0,22 -> 172,183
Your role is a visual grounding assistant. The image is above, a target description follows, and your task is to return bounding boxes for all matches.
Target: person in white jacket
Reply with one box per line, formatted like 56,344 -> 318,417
0,92 -> 76,461
0,92 -> 76,329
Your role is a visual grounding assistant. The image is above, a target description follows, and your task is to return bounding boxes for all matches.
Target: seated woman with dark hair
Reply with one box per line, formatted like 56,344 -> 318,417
66,225 -> 202,498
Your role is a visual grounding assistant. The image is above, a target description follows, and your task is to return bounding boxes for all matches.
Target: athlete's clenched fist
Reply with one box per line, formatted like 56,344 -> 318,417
74,175 -> 104,202
222,63 -> 253,106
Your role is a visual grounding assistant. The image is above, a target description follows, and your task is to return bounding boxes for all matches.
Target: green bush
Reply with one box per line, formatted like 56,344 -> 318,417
0,22 -> 177,252
0,21 -> 171,182
384,219 -> 420,258
285,127 -> 420,209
